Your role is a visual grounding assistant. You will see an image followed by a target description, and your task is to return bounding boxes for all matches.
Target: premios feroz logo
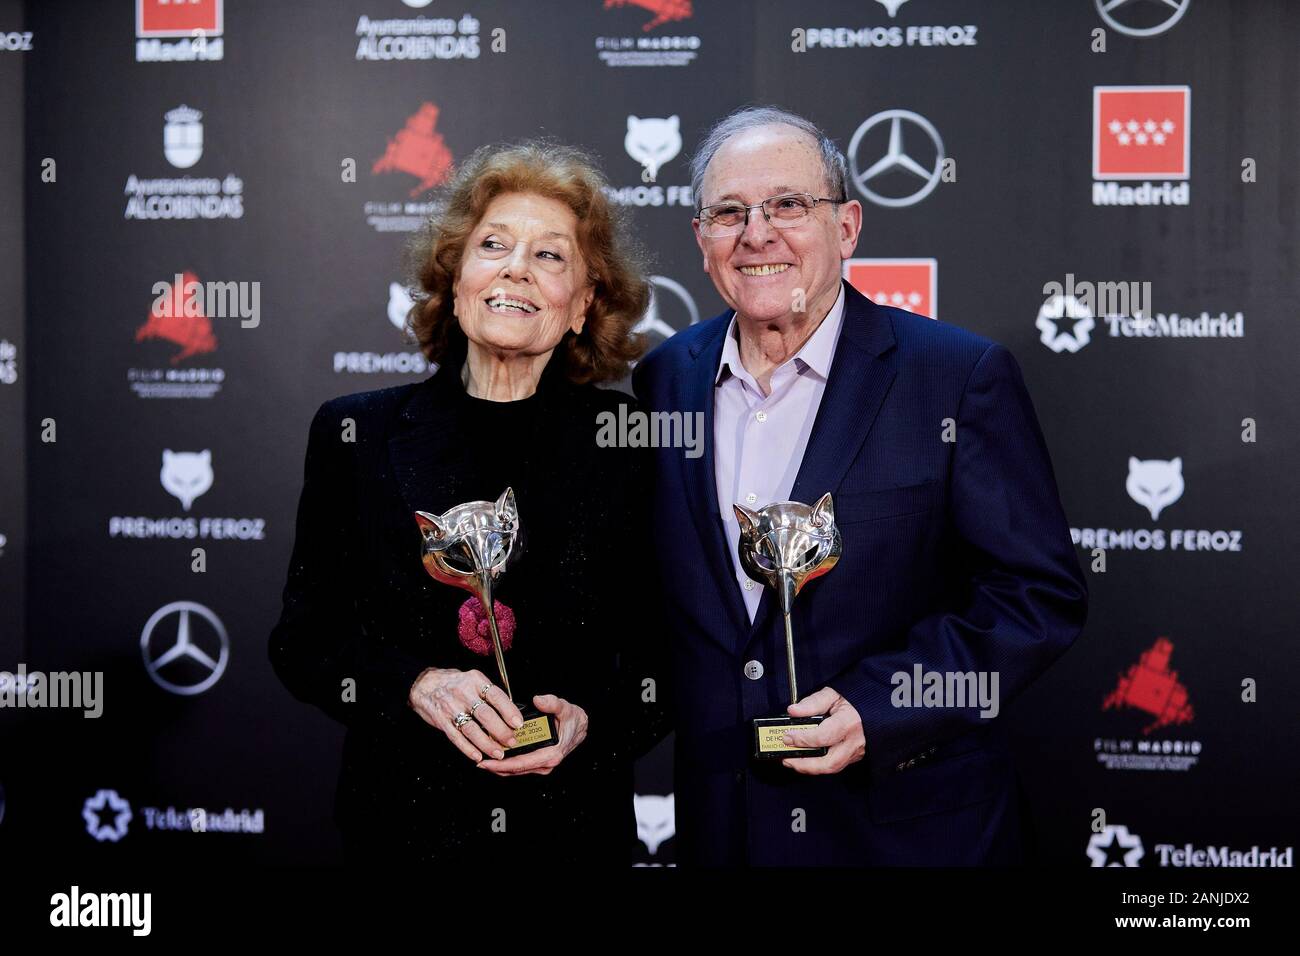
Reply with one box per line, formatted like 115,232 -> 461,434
1070,456 -> 1243,554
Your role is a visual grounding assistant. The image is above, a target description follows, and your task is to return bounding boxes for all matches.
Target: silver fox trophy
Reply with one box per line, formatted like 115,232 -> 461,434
734,493 -> 842,760
414,487 -> 557,755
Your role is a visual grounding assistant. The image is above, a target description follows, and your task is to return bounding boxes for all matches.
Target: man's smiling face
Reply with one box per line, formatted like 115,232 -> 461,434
693,124 -> 861,326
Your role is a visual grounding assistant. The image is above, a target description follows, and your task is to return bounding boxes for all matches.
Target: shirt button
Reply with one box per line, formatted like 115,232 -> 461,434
745,492 -> 757,504
743,660 -> 764,680
743,579 -> 755,591
755,411 -> 768,423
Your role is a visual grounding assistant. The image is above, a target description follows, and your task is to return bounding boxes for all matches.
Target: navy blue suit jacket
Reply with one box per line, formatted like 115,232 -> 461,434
632,280 -> 1087,865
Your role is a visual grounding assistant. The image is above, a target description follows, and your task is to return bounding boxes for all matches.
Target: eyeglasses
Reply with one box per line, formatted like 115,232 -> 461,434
695,192 -> 846,238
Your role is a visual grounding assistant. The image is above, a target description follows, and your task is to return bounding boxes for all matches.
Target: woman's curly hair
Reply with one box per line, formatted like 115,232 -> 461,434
405,139 -> 652,385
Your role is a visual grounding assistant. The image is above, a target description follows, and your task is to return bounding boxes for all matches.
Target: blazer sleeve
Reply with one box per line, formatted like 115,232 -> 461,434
826,343 -> 1088,777
268,400 -> 429,732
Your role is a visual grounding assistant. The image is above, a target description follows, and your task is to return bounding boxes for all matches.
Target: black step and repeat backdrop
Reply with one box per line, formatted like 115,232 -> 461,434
1,0 -> 1297,868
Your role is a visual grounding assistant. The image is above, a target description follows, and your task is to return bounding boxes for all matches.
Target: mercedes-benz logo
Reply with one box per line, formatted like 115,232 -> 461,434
140,600 -> 229,696
633,275 -> 700,346
848,110 -> 945,208
1095,0 -> 1190,38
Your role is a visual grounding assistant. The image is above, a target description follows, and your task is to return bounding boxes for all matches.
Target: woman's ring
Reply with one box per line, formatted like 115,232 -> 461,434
479,683 -> 491,700
453,711 -> 473,729
470,699 -> 483,717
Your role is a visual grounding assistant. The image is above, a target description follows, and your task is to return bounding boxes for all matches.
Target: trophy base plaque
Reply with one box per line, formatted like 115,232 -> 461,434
506,706 -> 558,755
753,715 -> 828,760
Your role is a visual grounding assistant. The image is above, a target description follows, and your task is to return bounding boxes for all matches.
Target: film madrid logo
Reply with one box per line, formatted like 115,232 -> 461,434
124,105 -> 245,221
1087,823 -> 1292,868
107,447 -> 267,543
1093,85 -> 1190,206
366,101 -> 454,233
354,3 -> 480,61
844,259 -> 937,319
1095,637 -> 1202,772
796,0 -> 978,51
609,115 -> 694,208
135,0 -> 223,63
332,281 -> 429,375
129,270 -> 227,399
597,0 -> 701,68
1070,456 -> 1243,555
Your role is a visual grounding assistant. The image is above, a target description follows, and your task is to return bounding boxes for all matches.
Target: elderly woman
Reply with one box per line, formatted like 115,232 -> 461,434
270,141 -> 669,865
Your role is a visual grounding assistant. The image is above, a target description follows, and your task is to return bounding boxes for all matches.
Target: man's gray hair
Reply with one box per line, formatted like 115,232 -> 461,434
689,105 -> 848,212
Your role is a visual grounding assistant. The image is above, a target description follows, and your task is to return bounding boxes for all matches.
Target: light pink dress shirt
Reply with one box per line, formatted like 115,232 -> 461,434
714,282 -> 847,622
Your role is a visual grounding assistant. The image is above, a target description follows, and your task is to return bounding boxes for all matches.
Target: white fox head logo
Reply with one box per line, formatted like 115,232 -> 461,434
625,115 -> 681,181
634,793 -> 675,856
1126,457 -> 1184,521
387,282 -> 414,333
160,449 -> 213,512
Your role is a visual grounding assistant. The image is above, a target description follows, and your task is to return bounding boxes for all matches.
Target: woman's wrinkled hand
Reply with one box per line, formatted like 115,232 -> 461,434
477,694 -> 588,777
408,667 -> 526,763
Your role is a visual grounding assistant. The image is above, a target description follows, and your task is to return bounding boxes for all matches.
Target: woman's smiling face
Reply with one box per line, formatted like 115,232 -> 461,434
453,192 -> 594,358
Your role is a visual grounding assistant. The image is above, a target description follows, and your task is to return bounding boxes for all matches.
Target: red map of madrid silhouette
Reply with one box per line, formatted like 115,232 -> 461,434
604,0 -> 693,32
372,102 -> 454,198
135,270 -> 218,364
1103,637 -> 1195,734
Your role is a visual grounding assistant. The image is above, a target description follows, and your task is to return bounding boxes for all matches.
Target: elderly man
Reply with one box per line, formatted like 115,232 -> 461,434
633,106 -> 1087,866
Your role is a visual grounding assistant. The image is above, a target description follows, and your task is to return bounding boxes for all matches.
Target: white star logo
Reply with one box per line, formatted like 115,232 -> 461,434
1086,824 -> 1145,867
83,788 -> 132,842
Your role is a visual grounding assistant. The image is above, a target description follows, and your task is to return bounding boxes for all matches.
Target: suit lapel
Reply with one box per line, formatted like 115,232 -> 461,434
745,281 -> 899,647
674,316 -> 752,645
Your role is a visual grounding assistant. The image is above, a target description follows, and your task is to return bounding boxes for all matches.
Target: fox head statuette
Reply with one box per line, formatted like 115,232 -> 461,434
733,493 -> 841,615
415,487 -> 522,604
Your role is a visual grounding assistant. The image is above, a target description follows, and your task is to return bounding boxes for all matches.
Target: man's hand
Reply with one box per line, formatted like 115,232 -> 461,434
780,686 -> 866,774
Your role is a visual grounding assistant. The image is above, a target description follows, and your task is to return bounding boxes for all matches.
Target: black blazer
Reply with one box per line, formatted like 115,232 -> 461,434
269,350 -> 668,865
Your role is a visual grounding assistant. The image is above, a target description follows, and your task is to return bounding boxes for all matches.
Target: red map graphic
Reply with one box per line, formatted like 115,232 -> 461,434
604,0 -> 693,32
1103,637 -> 1194,734
372,102 -> 454,198
135,270 -> 217,364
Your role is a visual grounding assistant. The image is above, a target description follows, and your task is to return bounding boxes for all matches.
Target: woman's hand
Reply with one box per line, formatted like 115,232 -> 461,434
408,667 -> 526,763
477,694 -> 588,777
